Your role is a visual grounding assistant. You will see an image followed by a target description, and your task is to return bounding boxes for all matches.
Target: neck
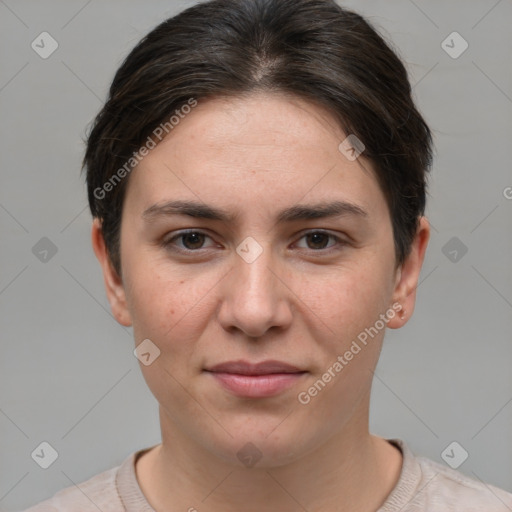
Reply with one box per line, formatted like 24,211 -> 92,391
136,403 -> 402,512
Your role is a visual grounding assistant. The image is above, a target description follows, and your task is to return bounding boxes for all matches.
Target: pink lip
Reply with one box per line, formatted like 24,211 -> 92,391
205,360 -> 307,398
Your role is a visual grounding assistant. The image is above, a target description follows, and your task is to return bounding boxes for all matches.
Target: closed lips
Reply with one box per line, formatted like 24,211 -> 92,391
205,360 -> 306,375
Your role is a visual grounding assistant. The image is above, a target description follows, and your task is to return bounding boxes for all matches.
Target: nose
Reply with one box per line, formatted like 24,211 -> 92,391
217,239 -> 293,339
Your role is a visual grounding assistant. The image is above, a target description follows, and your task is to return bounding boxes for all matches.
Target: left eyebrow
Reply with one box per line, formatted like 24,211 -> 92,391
141,199 -> 369,224
276,201 -> 368,222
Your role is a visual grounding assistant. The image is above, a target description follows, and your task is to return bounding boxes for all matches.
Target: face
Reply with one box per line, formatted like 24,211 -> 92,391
93,92 -> 429,467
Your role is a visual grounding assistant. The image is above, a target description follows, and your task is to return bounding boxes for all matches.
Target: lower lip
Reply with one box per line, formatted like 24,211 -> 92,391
207,372 -> 306,398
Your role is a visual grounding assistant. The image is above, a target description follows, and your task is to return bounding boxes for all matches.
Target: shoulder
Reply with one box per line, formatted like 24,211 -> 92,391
382,439 -> 512,512
21,463 -> 123,512
415,454 -> 512,511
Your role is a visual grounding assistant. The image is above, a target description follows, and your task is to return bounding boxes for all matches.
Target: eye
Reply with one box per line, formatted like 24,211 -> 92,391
294,231 -> 345,252
162,230 -> 216,252
161,229 -> 346,254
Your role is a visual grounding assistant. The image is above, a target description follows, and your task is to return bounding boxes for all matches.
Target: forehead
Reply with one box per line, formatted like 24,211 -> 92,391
123,92 -> 389,223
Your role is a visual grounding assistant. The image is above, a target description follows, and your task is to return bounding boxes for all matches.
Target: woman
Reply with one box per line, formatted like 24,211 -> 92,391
24,0 -> 512,510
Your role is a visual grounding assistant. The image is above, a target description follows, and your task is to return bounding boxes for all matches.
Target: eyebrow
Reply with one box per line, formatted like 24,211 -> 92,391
141,199 -> 368,224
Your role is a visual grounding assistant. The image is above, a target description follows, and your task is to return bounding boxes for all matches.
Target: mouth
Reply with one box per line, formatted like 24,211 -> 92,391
204,360 -> 307,398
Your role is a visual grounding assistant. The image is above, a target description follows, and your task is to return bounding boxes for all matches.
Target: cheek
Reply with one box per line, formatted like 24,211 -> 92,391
299,267 -> 392,413
123,257 -> 219,356
302,260 -> 393,341
128,274 -> 190,338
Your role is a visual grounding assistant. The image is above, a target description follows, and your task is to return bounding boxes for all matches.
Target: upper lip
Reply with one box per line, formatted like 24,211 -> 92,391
205,360 -> 305,375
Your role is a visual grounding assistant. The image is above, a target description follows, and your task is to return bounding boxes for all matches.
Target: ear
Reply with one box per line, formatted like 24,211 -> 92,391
91,218 -> 132,327
387,216 -> 430,329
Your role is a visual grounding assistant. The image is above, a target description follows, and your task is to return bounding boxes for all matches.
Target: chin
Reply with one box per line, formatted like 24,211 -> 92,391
204,418 -> 315,469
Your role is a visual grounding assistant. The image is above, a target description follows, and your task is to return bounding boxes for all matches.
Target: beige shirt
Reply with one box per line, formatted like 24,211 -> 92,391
22,439 -> 512,511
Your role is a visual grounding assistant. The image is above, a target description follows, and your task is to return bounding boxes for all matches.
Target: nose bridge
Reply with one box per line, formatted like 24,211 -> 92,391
218,234 -> 289,337
234,235 -> 277,305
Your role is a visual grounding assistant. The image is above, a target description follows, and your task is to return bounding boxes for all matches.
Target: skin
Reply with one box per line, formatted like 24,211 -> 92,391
92,91 -> 430,512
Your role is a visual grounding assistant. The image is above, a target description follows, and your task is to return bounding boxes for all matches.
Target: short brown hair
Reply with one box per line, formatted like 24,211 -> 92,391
83,0 -> 433,276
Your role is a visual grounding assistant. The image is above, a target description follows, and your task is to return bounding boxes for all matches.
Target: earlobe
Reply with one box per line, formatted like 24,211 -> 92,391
387,216 -> 430,329
91,218 -> 132,327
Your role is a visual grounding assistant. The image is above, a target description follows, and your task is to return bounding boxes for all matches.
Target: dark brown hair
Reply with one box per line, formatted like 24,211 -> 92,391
83,0 -> 433,276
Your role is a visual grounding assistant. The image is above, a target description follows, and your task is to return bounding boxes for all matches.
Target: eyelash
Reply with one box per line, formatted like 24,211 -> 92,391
161,230 -> 347,255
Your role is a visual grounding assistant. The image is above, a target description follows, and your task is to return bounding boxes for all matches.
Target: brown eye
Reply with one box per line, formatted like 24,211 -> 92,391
163,231 -> 214,252
295,231 -> 344,252
180,232 -> 206,250
305,232 -> 331,250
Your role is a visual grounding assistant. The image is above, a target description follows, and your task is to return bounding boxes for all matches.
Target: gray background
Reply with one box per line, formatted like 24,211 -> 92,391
1,0 -> 511,510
